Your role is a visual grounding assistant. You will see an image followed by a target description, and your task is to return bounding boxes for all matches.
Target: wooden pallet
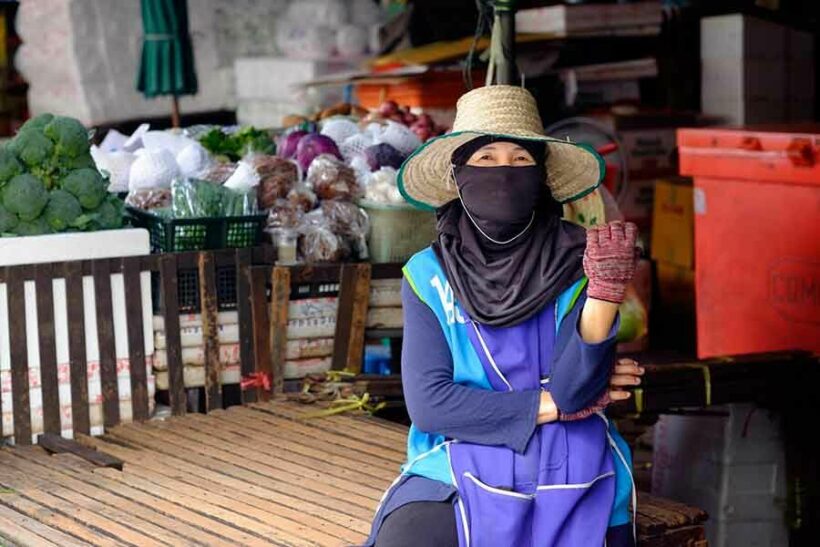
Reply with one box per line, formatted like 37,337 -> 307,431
0,399 -> 705,547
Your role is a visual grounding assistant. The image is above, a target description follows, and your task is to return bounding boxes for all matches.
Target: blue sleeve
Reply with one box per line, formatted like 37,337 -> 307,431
400,279 -> 541,453
549,290 -> 620,414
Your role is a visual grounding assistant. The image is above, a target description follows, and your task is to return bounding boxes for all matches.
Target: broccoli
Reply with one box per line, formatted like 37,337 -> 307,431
14,216 -> 52,236
43,189 -> 83,231
7,127 -> 54,168
43,116 -> 91,159
19,113 -> 54,133
1,174 -> 49,221
0,148 -> 23,186
66,153 -> 97,170
60,168 -> 108,210
88,194 -> 124,230
0,203 -> 18,232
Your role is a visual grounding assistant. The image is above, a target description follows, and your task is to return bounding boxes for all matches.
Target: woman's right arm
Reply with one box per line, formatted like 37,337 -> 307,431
401,279 -> 545,453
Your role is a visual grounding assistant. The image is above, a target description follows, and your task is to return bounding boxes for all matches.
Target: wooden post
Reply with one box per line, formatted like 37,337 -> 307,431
331,263 -> 372,373
269,266 -> 291,396
159,254 -> 186,416
198,252 -> 222,412
171,95 -> 181,128
6,266 -> 32,444
122,257 -> 149,422
235,249 -> 257,404
34,263 -> 60,435
248,266 -> 272,401
64,261 -> 90,435
92,260 -> 119,429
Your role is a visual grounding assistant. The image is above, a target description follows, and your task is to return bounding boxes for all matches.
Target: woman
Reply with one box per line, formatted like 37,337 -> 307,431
366,85 -> 643,547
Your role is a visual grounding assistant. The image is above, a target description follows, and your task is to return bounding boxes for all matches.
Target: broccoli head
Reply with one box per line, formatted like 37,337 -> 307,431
60,168 -> 108,210
66,153 -> 97,170
88,194 -> 124,230
14,216 -> 52,236
0,202 -> 18,233
1,174 -> 49,221
43,189 -> 83,231
43,116 -> 91,159
19,113 -> 54,133
7,127 -> 54,168
0,148 -> 23,186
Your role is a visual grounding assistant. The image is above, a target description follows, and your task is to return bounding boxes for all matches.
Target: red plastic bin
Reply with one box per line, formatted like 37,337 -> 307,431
678,126 -> 820,358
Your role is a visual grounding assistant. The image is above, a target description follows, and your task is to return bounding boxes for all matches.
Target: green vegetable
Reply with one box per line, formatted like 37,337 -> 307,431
65,153 -> 97,170
61,168 -> 108,210
19,113 -> 54,133
14,216 -> 52,236
197,126 -> 275,161
1,174 -> 49,221
43,189 -> 83,231
0,148 -> 23,186
43,115 -> 91,159
0,203 -> 18,232
7,128 -> 54,168
88,194 -> 124,230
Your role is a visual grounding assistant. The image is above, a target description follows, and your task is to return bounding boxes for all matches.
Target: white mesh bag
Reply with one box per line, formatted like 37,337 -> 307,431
321,118 -> 360,146
376,121 -> 422,156
340,133 -> 375,162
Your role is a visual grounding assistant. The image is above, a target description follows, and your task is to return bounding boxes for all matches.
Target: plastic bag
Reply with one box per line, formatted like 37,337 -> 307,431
364,167 -> 404,205
306,154 -> 361,200
223,160 -> 261,192
287,184 -> 319,212
171,178 -> 258,218
266,198 -> 304,229
125,188 -> 172,210
198,162 -> 238,184
321,199 -> 369,260
250,154 -> 299,209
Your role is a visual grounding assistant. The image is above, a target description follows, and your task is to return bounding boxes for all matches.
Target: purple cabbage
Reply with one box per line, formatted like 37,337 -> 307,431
295,133 -> 342,172
363,143 -> 405,171
279,130 -> 308,159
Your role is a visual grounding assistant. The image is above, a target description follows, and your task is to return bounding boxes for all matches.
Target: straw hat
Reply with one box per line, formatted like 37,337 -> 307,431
398,85 -> 604,210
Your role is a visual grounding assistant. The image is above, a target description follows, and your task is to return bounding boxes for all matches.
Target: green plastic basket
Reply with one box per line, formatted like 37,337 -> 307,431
359,199 -> 436,264
127,206 -> 266,253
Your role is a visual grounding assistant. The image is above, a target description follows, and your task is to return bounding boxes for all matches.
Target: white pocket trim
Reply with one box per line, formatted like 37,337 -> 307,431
535,471 -> 615,492
463,472 -> 536,500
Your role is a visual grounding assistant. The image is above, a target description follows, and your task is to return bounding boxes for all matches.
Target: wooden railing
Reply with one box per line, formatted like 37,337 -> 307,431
0,247 -> 402,444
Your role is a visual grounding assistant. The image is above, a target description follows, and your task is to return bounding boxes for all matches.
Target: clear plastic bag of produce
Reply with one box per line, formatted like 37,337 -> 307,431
266,198 -> 304,230
125,188 -> 172,210
306,154 -> 361,200
321,199 -> 369,260
287,183 -> 318,212
246,153 -> 300,210
170,178 -> 258,218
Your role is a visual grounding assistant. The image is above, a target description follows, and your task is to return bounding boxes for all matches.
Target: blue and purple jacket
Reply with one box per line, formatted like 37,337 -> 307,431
366,247 -> 635,546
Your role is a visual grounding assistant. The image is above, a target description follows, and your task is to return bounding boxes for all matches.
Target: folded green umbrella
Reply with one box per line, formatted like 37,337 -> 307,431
137,0 -> 198,126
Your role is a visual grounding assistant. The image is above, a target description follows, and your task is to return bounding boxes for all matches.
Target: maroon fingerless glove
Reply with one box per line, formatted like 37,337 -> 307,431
559,392 -> 612,422
583,221 -> 639,304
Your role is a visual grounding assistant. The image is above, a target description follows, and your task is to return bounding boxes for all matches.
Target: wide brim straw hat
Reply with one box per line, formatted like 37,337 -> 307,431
398,85 -> 605,210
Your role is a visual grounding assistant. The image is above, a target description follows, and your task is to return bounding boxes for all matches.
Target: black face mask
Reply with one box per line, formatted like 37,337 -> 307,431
454,164 -> 546,243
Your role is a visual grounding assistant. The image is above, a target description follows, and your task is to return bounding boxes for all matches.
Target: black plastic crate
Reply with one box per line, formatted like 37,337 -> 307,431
128,206 -> 266,253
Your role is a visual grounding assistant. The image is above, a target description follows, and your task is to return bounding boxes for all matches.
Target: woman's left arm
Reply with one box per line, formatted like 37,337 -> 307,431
550,221 -> 639,414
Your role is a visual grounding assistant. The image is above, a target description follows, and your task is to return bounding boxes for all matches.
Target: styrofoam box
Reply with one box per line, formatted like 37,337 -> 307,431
234,57 -> 357,101
0,229 -> 154,442
652,404 -> 788,547
700,14 -> 813,124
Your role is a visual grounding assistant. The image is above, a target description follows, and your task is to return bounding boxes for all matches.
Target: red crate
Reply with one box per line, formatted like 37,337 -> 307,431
678,126 -> 820,358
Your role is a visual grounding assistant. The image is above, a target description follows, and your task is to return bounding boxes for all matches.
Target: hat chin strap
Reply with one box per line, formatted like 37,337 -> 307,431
456,183 -> 536,246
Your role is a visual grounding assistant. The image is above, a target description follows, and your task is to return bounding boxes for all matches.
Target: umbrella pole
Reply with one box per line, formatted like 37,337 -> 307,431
494,1 -> 518,85
171,95 -> 181,128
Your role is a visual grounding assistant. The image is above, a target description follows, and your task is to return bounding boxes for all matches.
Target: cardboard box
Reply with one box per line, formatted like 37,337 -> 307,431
651,178 -> 694,269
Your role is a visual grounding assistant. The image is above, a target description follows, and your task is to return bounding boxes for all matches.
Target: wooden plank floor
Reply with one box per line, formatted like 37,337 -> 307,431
0,399 -> 706,547
0,399 -> 402,547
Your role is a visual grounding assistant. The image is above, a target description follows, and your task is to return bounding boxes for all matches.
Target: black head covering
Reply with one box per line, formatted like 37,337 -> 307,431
432,136 -> 586,327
